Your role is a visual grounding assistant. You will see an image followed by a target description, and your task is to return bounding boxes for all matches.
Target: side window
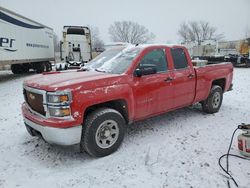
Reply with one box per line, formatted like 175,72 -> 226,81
171,48 -> 188,69
139,49 -> 167,73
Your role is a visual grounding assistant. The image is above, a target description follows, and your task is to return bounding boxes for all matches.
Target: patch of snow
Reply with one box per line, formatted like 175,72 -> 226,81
73,112 -> 80,118
75,86 -> 82,90
104,85 -> 118,94
80,88 -> 101,95
0,69 -> 250,188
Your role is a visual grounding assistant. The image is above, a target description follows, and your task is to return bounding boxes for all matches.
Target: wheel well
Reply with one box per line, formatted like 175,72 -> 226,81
212,78 -> 226,91
83,99 -> 129,124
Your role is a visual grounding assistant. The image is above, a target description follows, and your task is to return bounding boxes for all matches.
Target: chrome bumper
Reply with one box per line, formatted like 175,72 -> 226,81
24,118 -> 82,146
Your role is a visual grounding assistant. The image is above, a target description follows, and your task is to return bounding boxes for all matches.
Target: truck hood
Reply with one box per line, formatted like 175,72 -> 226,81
24,70 -> 123,91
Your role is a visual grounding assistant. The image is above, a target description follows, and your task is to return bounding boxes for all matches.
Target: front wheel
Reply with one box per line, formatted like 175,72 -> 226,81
81,108 -> 126,157
202,85 -> 223,114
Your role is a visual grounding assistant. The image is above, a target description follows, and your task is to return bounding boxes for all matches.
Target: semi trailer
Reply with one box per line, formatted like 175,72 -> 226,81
0,6 -> 55,74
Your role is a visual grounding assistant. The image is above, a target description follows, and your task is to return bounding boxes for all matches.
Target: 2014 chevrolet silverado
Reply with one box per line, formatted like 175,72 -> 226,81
22,44 -> 233,157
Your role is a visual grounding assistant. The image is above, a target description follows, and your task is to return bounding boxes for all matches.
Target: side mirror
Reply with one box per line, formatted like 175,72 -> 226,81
135,68 -> 142,77
134,64 -> 157,77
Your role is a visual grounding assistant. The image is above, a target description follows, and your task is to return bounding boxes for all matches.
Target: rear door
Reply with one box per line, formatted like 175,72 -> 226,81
132,48 -> 174,119
170,48 -> 196,108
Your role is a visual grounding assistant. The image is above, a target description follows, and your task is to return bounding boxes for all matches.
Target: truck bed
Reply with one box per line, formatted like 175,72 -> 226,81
193,62 -> 233,103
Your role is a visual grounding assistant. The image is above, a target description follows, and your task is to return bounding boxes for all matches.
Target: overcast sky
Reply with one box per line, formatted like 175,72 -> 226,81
1,0 -> 249,43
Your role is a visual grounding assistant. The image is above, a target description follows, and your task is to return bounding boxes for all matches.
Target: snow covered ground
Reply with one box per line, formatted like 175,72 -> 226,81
0,68 -> 249,188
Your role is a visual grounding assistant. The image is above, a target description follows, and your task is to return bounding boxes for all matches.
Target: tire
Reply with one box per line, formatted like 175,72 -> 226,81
245,60 -> 250,68
25,125 -> 36,136
11,64 -> 30,74
45,62 -> 51,72
55,64 -> 61,71
81,108 -> 126,157
202,85 -> 223,114
22,63 -> 30,73
64,63 -> 68,70
11,64 -> 23,74
36,62 -> 46,73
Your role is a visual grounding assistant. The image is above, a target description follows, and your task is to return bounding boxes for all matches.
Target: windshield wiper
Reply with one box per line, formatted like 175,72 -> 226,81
95,68 -> 107,73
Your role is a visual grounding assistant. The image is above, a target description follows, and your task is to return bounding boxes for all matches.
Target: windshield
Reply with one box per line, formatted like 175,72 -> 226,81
84,47 -> 141,74
84,47 -> 125,70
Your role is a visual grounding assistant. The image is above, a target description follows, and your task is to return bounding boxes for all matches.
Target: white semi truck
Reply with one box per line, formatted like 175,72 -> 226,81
0,6 -> 55,74
56,26 -> 92,70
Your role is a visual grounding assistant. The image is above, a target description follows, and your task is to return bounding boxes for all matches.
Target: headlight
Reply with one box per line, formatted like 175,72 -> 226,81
48,94 -> 69,103
47,91 -> 71,104
47,91 -> 72,118
48,106 -> 71,117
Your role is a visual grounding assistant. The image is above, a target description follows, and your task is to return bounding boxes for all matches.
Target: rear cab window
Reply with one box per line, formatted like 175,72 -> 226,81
171,48 -> 188,69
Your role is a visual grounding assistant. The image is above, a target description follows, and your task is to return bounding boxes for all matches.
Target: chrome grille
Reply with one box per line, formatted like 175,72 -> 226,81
24,87 -> 46,116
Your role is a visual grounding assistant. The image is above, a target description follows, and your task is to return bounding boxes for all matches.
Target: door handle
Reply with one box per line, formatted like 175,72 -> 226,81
188,74 -> 195,79
164,77 -> 174,82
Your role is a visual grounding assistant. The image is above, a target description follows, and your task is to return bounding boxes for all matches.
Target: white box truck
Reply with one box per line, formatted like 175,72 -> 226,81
0,6 -> 55,74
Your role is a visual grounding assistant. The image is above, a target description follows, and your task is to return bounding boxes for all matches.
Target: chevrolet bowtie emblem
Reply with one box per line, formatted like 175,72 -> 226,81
29,93 -> 35,100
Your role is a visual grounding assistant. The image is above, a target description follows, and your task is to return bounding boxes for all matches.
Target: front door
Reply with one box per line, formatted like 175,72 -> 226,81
132,48 -> 174,120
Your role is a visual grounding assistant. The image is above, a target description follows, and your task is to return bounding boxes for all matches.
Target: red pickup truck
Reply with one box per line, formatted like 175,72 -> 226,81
22,44 -> 233,157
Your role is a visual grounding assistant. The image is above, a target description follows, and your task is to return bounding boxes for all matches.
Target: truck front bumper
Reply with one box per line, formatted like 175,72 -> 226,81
22,103 -> 82,146
24,117 -> 82,146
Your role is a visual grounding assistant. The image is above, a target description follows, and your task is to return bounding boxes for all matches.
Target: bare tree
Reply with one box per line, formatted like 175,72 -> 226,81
177,22 -> 190,42
88,26 -> 104,50
109,21 -> 155,44
178,21 -> 223,44
189,21 -> 202,44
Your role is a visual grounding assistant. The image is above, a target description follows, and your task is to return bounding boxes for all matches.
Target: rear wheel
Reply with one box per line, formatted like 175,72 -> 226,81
36,62 -> 46,73
11,64 -> 21,74
45,62 -> 52,71
202,85 -> 223,114
11,64 -> 26,74
81,108 -> 126,157
22,63 -> 30,73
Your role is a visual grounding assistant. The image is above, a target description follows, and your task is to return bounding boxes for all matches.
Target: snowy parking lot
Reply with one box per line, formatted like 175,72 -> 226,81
0,68 -> 249,188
